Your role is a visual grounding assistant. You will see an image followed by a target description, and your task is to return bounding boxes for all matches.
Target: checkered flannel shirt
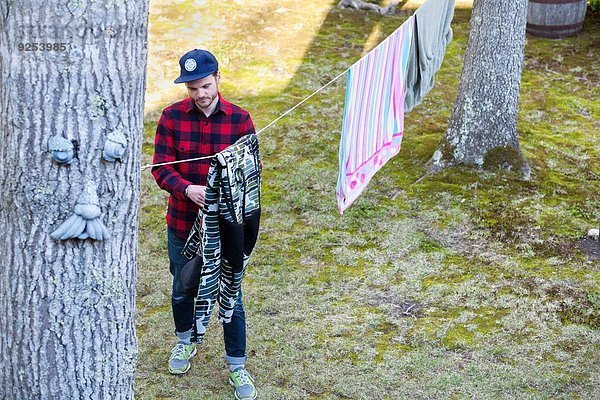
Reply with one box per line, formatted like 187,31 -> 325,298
151,93 -> 255,239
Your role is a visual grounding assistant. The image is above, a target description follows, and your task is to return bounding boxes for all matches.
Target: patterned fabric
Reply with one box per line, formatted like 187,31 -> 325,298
183,134 -> 261,343
337,16 -> 415,213
152,93 -> 255,238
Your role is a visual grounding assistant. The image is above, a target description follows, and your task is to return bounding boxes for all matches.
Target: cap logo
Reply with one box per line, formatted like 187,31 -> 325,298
184,58 -> 197,72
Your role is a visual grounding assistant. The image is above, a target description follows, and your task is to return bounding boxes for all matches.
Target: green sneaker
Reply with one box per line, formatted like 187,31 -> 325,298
168,343 -> 197,374
229,367 -> 257,400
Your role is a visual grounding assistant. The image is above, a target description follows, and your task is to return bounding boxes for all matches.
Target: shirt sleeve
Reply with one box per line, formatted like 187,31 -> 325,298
151,110 -> 192,200
241,113 -> 256,137
242,113 -> 262,169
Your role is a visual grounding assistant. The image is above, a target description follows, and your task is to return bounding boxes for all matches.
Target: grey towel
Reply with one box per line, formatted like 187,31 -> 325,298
404,0 -> 455,112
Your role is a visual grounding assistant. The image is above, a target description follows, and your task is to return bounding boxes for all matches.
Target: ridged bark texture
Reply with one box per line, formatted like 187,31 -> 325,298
433,0 -> 530,176
0,1 -> 149,399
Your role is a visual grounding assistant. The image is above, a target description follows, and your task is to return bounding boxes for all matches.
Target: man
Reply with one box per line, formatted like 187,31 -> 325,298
152,49 -> 257,400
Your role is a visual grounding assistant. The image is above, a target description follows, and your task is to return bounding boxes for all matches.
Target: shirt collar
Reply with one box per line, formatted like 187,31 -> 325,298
184,92 -> 232,116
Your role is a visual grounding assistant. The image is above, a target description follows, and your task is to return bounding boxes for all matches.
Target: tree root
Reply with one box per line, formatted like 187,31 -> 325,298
424,145 -> 532,182
337,0 -> 398,15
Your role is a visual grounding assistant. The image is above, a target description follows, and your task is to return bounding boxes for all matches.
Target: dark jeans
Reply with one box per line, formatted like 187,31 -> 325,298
168,228 -> 247,363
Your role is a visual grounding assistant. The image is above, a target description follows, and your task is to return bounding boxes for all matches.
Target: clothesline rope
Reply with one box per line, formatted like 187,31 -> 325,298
140,14 -> 418,172
140,67 -> 350,171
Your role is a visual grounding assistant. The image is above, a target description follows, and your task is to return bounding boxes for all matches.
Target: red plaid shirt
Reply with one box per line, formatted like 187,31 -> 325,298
152,93 -> 255,238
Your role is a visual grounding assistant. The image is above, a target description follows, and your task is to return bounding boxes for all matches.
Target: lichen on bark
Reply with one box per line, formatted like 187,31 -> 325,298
0,1 -> 149,398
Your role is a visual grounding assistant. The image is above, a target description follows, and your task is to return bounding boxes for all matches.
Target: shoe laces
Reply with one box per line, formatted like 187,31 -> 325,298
171,343 -> 187,359
233,369 -> 252,386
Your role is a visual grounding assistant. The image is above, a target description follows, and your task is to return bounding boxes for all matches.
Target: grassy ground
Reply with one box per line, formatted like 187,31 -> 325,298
136,1 -> 600,398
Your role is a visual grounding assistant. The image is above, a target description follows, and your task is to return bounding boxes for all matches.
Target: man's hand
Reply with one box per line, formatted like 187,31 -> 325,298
186,185 -> 206,207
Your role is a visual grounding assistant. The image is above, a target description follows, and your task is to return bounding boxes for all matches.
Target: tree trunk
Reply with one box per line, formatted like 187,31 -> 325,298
430,0 -> 530,178
0,1 -> 148,399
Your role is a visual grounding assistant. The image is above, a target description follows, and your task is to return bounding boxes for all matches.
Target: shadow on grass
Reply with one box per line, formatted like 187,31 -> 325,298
137,2 -> 600,399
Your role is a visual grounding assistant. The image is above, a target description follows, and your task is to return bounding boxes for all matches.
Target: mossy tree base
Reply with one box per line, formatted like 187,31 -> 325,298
429,141 -> 531,179
428,0 -> 531,179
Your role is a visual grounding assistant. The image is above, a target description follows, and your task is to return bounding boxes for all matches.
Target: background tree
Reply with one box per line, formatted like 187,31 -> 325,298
430,0 -> 530,177
0,1 -> 149,398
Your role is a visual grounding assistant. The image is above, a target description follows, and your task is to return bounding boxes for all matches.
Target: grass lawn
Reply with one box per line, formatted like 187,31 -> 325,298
136,1 -> 600,398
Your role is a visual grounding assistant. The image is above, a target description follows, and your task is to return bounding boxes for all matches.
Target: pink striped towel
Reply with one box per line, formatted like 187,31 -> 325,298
337,16 -> 415,213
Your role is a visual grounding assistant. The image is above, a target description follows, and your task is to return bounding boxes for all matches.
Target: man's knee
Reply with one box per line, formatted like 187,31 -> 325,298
172,292 -> 193,305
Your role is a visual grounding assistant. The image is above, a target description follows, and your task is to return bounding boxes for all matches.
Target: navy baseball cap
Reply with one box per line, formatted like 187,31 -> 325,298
174,49 -> 219,84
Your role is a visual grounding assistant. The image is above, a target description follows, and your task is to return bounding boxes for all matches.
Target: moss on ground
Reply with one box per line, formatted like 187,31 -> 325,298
482,145 -> 528,173
137,2 -> 600,399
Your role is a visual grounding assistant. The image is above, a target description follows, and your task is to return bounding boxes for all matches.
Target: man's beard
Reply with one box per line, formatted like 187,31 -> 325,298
196,95 -> 215,108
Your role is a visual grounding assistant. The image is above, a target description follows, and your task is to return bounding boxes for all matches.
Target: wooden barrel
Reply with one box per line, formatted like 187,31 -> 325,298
527,0 -> 588,39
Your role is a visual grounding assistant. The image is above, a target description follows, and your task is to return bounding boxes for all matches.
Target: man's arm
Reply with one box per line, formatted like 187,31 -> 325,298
241,113 -> 256,137
151,110 -> 193,201
242,112 -> 262,170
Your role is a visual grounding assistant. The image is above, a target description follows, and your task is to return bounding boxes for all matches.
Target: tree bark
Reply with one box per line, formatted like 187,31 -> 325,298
0,1 -> 148,399
431,0 -> 530,178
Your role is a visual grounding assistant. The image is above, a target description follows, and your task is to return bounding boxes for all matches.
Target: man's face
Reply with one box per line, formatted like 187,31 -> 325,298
186,72 -> 220,109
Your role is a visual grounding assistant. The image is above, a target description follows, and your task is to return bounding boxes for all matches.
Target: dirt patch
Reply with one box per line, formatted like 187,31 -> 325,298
532,236 -> 579,259
390,300 -> 424,318
511,277 -> 599,328
369,294 -> 425,319
579,237 -> 600,260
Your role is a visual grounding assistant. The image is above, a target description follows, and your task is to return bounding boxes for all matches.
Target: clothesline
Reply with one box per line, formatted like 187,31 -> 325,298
143,0 -> 455,214
140,67 -> 349,171
140,17 -> 412,172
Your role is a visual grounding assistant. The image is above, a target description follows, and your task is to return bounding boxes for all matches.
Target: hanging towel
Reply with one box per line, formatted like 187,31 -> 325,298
182,134 -> 261,343
404,0 -> 455,112
337,16 -> 415,213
